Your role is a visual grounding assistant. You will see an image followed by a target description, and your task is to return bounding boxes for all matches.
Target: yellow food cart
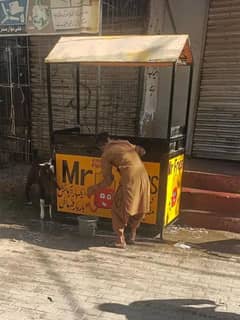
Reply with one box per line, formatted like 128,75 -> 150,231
45,35 -> 193,238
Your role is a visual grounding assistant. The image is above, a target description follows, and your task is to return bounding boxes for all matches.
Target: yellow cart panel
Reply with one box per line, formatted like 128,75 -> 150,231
56,153 -> 160,225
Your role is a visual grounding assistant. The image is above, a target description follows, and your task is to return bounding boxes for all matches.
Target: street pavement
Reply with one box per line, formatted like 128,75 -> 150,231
0,214 -> 239,320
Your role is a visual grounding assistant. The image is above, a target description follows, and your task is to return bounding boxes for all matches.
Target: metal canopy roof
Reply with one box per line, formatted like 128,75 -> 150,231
45,35 -> 192,66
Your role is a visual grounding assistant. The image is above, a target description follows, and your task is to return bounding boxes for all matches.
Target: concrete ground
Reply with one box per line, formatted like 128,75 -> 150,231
0,163 -> 239,320
0,194 -> 240,320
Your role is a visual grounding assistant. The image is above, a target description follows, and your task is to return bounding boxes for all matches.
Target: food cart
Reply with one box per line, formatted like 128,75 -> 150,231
45,35 -> 193,238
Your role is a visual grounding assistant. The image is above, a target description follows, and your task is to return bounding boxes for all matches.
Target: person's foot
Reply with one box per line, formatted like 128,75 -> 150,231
130,229 -> 136,241
126,239 -> 135,245
126,230 -> 136,245
114,234 -> 126,249
114,242 -> 127,249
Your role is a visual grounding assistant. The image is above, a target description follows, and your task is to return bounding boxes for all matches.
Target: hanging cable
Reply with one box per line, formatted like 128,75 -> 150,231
7,47 -> 16,136
166,0 -> 177,34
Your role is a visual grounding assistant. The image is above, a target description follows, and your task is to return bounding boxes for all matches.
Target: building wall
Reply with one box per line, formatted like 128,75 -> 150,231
29,0 -> 209,157
30,1 -> 148,157
169,0 -> 210,154
140,0 -> 165,137
140,0 -> 209,154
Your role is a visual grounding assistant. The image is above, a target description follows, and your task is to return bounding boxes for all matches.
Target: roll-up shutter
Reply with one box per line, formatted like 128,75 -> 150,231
30,0 -> 147,156
192,0 -> 240,160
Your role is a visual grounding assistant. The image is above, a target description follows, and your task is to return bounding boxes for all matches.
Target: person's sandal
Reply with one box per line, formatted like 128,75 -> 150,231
114,242 -> 127,249
126,239 -> 136,245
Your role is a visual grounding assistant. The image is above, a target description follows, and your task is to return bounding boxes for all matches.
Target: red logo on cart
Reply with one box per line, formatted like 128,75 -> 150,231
95,188 -> 114,209
171,187 -> 178,207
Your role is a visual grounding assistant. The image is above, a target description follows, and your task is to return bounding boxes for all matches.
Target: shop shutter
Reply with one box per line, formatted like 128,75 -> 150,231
192,0 -> 240,160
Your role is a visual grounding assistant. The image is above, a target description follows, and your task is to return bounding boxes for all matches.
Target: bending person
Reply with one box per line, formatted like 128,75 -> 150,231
87,132 -> 150,248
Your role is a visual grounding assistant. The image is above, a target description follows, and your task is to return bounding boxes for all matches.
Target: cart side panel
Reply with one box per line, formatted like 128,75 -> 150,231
164,153 -> 184,226
55,153 -> 160,225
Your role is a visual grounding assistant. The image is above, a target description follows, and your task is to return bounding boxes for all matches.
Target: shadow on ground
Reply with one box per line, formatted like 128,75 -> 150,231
0,194 -> 113,251
0,191 -> 239,256
193,239 -> 240,256
0,219 -> 115,252
99,299 -> 240,320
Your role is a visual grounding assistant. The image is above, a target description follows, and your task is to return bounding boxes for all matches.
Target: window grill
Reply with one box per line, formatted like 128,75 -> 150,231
0,37 -> 31,163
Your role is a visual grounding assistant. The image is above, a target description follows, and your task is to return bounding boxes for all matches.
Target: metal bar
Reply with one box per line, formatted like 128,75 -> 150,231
157,155 -> 169,241
166,0 -> 177,34
46,64 -> 54,153
167,64 -> 176,141
135,67 -> 144,136
184,64 -> 194,147
7,46 -> 16,136
95,69 -> 100,134
26,36 -> 32,126
76,63 -> 80,128
42,62 -> 174,67
95,0 -> 103,134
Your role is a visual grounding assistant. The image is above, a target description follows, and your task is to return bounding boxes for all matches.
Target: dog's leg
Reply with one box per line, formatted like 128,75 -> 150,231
40,198 -> 45,220
49,204 -> 52,220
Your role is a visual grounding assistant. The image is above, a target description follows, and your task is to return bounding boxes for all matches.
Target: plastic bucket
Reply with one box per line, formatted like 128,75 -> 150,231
77,215 -> 98,237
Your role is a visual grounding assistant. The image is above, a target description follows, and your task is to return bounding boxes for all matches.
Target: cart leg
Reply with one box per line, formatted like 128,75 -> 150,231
159,225 -> 164,241
160,231 -> 163,241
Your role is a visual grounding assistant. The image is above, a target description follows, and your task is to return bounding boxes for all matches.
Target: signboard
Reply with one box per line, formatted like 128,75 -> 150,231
164,154 -> 184,226
0,0 -> 28,33
56,153 -> 161,225
0,0 -> 100,35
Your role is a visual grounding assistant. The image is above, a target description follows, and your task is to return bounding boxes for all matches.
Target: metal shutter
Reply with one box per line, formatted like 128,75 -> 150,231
192,0 -> 240,160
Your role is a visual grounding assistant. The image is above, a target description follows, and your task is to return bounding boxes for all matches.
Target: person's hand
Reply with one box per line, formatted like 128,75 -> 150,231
135,145 -> 146,157
87,185 -> 96,198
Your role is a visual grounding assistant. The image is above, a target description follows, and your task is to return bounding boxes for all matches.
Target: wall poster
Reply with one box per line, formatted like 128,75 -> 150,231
0,0 -> 100,35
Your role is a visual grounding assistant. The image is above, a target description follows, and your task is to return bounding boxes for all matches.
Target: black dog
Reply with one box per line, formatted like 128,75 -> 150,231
25,151 -> 60,220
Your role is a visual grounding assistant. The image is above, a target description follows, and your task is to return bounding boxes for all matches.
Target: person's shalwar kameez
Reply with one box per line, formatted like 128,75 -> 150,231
92,140 -> 150,246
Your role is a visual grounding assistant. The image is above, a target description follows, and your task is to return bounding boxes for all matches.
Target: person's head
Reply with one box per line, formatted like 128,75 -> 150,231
96,132 -> 110,150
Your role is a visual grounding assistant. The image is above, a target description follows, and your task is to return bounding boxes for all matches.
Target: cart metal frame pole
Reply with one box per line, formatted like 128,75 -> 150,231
76,63 -> 80,129
158,63 -> 177,240
95,0 -> 103,134
47,64 -> 54,154
167,63 -> 176,141
184,63 -> 194,142
135,67 -> 145,136
158,155 -> 169,241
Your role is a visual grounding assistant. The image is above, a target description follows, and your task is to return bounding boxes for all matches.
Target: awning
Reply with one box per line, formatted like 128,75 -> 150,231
45,35 -> 192,66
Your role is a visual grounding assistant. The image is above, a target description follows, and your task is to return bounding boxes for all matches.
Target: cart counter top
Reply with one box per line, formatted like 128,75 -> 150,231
53,129 -> 184,161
